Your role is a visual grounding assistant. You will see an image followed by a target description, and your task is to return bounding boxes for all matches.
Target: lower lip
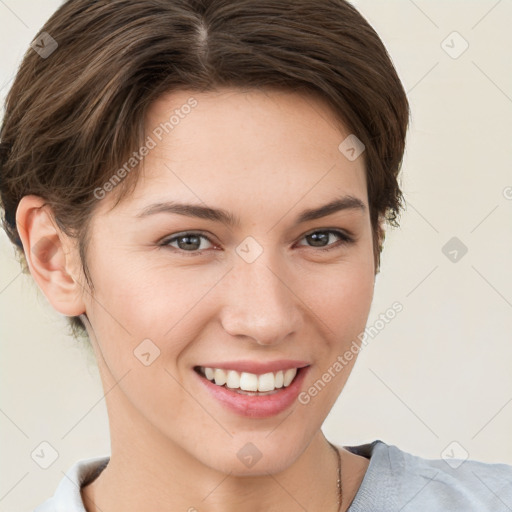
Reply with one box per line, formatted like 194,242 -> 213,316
194,366 -> 310,419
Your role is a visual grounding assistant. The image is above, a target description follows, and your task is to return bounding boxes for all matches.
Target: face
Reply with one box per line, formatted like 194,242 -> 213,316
80,87 -> 376,475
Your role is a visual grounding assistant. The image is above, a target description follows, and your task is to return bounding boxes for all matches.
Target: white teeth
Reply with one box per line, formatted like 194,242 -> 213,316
258,372 -> 275,392
283,368 -> 297,387
226,370 -> 240,389
275,370 -> 284,388
199,366 -> 298,392
240,372 -> 258,391
213,368 -> 227,386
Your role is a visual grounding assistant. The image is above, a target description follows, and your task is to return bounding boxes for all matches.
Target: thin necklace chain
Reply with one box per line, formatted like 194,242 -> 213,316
327,441 -> 343,511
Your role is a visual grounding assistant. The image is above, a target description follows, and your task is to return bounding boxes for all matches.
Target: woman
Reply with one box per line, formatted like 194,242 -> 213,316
1,0 -> 510,511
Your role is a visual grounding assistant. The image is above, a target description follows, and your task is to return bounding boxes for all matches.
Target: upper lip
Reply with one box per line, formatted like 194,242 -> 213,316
195,360 -> 310,375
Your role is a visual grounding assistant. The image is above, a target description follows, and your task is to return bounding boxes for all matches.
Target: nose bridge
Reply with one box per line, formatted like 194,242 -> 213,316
220,245 -> 302,344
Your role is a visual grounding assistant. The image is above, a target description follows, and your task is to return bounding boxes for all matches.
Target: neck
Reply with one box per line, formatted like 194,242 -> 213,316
82,437 -> 342,512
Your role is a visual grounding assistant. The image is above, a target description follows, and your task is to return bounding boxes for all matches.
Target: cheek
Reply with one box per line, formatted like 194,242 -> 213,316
82,264 -> 194,416
84,256 -> 217,364
297,262 -> 374,406
82,256 -> 220,433
301,257 -> 375,341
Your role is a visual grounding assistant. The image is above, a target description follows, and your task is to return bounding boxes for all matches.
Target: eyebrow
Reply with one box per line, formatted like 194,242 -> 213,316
135,195 -> 366,227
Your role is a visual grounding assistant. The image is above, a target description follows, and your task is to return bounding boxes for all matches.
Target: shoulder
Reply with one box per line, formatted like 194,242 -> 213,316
33,455 -> 110,512
345,439 -> 512,511
389,441 -> 512,510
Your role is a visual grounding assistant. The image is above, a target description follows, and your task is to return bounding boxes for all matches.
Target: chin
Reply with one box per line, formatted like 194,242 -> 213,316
195,435 -> 304,477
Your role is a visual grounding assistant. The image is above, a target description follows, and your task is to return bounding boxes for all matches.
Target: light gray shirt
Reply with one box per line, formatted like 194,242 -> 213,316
33,439 -> 512,511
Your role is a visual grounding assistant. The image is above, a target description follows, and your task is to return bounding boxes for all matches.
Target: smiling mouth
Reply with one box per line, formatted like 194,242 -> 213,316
193,365 -> 304,395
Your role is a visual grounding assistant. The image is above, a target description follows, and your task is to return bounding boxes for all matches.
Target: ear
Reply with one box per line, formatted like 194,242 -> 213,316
15,195 -> 86,317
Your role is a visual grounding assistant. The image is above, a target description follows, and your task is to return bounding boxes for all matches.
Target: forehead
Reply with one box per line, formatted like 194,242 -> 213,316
146,87 -> 351,150
102,87 -> 368,218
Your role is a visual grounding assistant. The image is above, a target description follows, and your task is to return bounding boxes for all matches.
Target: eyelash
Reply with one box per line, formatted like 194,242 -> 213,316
158,229 -> 354,255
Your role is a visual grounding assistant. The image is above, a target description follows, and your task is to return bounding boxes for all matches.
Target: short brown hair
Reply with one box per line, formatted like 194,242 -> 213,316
0,0 -> 410,339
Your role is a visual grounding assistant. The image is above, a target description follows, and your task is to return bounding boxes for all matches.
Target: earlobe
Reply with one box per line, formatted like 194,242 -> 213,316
15,195 -> 86,317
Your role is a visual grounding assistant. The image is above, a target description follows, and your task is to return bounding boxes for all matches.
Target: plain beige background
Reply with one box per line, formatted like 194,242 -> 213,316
1,0 -> 511,510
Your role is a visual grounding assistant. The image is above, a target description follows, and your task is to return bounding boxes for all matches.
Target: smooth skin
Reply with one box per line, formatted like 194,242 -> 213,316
17,88 -> 377,512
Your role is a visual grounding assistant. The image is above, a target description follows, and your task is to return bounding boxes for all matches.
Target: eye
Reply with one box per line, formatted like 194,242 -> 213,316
158,232 -> 215,254
158,229 -> 354,255
296,229 -> 354,251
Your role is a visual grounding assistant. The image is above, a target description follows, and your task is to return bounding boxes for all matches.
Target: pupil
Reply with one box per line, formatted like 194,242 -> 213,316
308,232 -> 328,247
178,235 -> 200,251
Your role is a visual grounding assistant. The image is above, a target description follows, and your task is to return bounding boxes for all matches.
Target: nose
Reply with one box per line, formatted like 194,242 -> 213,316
220,254 -> 304,346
